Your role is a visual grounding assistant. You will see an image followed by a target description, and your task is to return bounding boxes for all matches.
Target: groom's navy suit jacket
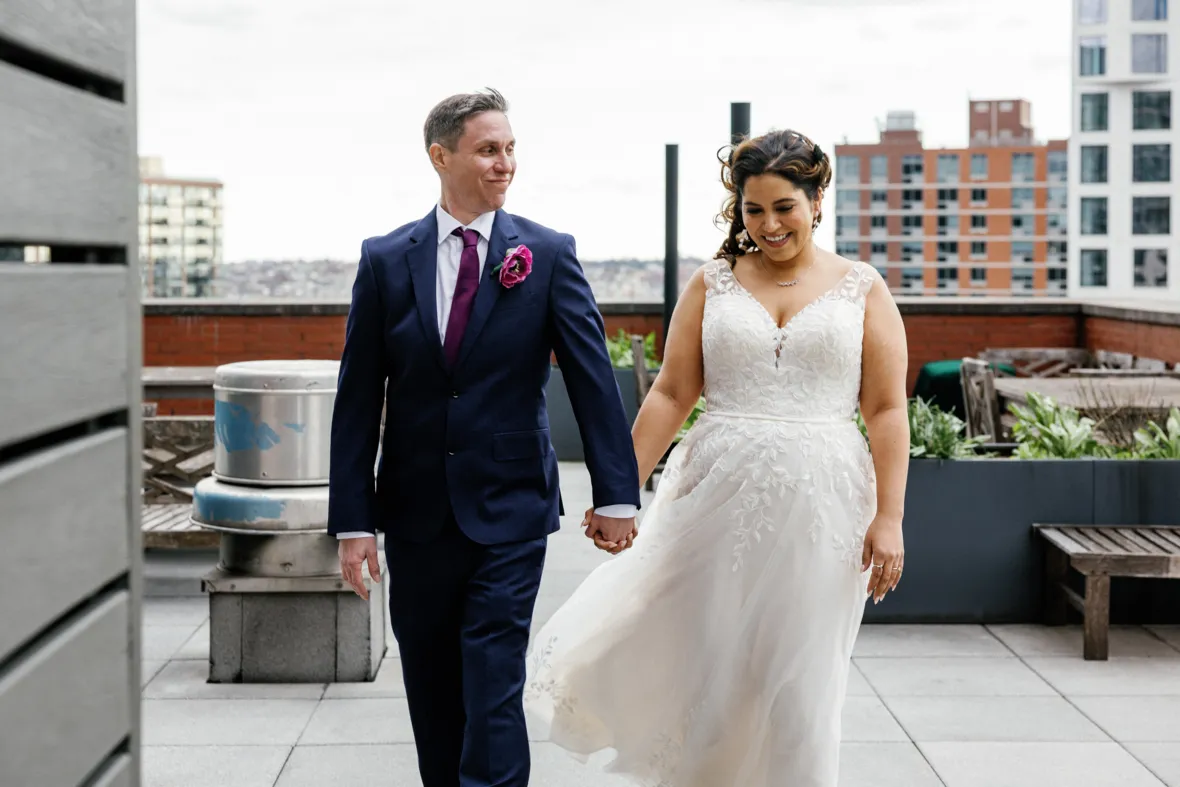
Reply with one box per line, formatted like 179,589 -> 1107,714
327,208 -> 640,544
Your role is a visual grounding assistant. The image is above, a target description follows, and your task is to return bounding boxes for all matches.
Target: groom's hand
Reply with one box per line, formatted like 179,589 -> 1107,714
338,536 -> 381,600
582,508 -> 636,555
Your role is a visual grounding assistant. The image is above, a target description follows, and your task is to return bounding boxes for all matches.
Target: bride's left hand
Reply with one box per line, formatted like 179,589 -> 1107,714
861,515 -> 904,605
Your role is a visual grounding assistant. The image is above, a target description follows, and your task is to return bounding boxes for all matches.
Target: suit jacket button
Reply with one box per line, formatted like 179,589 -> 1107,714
447,450 -> 455,456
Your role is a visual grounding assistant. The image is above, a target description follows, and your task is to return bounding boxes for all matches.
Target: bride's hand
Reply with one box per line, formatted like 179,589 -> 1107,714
861,515 -> 904,605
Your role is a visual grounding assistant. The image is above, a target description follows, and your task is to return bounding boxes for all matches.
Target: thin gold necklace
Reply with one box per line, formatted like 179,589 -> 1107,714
759,250 -> 814,287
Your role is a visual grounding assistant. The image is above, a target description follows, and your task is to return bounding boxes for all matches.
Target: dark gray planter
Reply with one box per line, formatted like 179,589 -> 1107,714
546,367 -> 638,461
863,457 -> 1180,625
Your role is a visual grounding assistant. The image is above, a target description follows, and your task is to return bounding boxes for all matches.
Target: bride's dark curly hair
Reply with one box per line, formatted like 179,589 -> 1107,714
714,129 -> 832,261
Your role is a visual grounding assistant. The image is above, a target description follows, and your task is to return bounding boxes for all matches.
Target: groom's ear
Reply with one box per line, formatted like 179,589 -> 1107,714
429,142 -> 448,173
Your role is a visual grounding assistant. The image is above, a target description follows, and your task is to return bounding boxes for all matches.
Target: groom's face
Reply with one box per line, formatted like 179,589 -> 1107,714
438,111 -> 516,215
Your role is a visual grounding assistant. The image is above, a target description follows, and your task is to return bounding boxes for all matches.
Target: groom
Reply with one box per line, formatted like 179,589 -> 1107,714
328,88 -> 641,787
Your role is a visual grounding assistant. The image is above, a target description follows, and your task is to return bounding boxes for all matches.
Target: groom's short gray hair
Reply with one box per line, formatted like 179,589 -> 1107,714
424,88 -> 509,151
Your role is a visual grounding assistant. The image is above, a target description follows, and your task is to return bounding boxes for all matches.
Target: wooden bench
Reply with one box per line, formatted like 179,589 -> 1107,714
1035,523 -> 1180,660
142,502 -> 218,549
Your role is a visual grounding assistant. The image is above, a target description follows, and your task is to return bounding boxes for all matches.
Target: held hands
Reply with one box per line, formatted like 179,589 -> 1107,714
582,507 -> 638,555
338,536 -> 382,600
861,514 -> 904,605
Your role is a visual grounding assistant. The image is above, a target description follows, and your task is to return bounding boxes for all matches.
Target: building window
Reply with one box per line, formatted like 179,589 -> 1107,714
1135,248 -> 1168,286
971,267 -> 987,284
970,187 -> 988,204
971,215 -> 988,231
1012,214 -> 1034,236
1048,213 -> 1068,234
937,154 -> 959,183
1081,250 -> 1108,285
1133,0 -> 1168,21
1133,91 -> 1172,129
836,215 -> 858,237
837,190 -> 859,211
971,241 -> 987,257
1047,150 -> 1068,182
1011,152 -> 1035,181
901,189 -> 923,208
937,268 -> 959,290
1133,144 -> 1171,182
1012,268 -> 1034,292
1080,36 -> 1107,75
901,155 -> 923,183
901,242 -> 923,262
1081,197 -> 1108,234
870,155 -> 888,182
937,215 -> 959,236
1012,187 -> 1035,208
870,242 -> 887,257
1048,186 -> 1067,210
937,241 -> 959,261
902,268 -> 923,291
1079,0 -> 1107,23
1080,93 -> 1109,131
1133,34 -> 1168,73
870,189 -> 888,204
836,241 -> 860,259
1080,145 -> 1108,182
902,215 -> 923,235
1133,196 -> 1171,233
837,156 -> 860,184
870,214 -> 887,229
1012,241 -> 1034,262
970,154 -> 988,179
937,188 -> 959,207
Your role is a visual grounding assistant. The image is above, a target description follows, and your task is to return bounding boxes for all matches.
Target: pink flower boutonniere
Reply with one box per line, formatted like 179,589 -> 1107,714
492,245 -> 533,288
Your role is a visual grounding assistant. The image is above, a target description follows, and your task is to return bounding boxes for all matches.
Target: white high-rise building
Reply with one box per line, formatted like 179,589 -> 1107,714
138,156 -> 224,297
1070,0 -> 1177,300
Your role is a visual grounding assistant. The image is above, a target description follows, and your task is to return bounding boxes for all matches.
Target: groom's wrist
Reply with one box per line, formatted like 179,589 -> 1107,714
594,504 -> 636,519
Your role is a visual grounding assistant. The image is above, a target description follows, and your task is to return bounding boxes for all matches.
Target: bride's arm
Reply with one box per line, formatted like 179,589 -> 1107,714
858,271 -> 910,595
631,267 -> 707,486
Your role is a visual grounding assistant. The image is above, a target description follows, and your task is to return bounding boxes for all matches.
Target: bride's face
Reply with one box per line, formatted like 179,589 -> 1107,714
740,174 -> 820,262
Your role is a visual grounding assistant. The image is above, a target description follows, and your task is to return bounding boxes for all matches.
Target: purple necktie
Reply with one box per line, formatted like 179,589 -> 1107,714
443,227 -> 480,366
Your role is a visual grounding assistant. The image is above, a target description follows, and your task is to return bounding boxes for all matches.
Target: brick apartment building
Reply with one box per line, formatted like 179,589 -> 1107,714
834,100 -> 1069,296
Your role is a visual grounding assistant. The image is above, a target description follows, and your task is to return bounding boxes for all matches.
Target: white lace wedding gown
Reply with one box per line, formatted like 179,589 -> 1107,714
525,258 -> 878,787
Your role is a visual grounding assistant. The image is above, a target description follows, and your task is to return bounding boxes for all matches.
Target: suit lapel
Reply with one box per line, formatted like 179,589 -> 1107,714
455,210 -> 518,369
405,209 -> 446,370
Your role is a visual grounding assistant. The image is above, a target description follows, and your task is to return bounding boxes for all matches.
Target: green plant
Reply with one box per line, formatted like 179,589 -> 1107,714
907,396 -> 987,459
1009,391 -> 1109,459
1133,407 -> 1180,459
605,330 -> 659,369
677,396 -> 706,441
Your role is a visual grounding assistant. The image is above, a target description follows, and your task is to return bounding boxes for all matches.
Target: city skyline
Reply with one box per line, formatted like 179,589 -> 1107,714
136,0 -> 1072,264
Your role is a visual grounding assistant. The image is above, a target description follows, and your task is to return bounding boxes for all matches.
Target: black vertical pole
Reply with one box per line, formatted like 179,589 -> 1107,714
731,102 -> 751,145
663,143 -> 678,342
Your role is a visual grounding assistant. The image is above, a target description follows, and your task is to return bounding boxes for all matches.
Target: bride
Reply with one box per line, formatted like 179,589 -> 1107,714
524,129 -> 910,786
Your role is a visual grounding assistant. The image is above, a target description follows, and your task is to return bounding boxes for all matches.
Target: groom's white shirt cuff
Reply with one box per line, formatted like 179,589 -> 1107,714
335,504 -> 636,540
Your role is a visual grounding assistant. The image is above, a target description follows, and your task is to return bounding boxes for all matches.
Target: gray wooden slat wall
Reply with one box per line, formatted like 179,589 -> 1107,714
0,2 -> 142,785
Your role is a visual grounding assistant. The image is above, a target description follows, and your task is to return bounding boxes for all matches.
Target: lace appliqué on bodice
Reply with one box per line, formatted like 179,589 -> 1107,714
701,257 -> 876,421
690,257 -> 878,570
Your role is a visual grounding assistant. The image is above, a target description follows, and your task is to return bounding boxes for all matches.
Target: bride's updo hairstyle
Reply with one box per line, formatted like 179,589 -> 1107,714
714,129 -> 832,261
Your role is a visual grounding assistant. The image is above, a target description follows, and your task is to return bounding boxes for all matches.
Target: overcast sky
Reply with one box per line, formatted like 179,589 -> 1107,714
137,0 -> 1071,263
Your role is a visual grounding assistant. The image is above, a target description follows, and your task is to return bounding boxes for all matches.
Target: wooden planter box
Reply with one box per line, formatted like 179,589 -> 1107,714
862,457 -> 1180,625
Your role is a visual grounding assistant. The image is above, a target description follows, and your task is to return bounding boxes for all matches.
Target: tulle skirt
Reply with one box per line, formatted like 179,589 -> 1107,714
524,412 -> 876,787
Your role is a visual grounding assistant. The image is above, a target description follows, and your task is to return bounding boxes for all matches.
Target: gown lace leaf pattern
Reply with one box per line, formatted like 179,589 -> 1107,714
524,257 -> 880,787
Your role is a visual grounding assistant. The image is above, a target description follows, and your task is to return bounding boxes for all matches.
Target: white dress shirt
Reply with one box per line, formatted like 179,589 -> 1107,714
338,205 -> 635,539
